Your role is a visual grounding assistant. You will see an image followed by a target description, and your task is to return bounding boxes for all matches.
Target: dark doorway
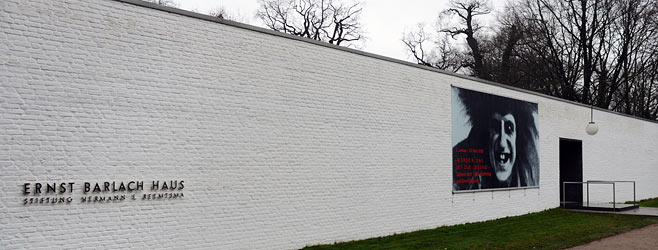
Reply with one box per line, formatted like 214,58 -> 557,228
560,138 -> 583,208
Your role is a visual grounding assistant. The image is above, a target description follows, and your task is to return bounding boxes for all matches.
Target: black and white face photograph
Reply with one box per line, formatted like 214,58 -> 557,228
452,87 -> 540,191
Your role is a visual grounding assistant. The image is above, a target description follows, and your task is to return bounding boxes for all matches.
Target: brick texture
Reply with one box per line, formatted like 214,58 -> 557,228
1,0 -> 657,249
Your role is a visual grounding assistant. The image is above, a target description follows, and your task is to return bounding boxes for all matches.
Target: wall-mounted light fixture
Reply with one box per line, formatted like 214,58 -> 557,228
586,104 -> 599,135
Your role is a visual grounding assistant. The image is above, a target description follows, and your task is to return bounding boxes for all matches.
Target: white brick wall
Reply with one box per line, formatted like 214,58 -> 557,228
1,0 -> 657,249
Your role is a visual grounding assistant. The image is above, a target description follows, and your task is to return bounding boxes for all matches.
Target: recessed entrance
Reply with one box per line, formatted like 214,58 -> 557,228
560,138 -> 583,208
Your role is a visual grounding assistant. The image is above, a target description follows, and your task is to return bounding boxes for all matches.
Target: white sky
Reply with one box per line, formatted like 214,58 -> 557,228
175,0 -> 503,61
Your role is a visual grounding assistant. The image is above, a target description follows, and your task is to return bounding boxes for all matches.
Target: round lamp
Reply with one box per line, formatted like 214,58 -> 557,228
586,121 -> 598,135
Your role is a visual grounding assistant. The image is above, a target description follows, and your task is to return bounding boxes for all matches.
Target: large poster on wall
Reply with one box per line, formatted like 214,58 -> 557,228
452,87 -> 540,191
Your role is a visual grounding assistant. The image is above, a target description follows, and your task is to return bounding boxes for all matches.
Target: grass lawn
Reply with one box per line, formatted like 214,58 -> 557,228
303,208 -> 658,250
627,197 -> 658,208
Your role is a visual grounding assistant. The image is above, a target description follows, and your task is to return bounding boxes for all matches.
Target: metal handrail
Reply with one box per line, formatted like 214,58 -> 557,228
562,181 -> 586,207
562,180 -> 636,210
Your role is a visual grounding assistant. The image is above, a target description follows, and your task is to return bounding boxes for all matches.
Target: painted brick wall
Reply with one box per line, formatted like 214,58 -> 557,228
1,0 -> 657,249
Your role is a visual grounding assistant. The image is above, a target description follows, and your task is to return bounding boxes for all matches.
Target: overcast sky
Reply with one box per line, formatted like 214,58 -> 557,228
174,0 -> 503,62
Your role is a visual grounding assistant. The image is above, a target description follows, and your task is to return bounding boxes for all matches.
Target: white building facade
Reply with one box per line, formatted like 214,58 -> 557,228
1,0 -> 657,249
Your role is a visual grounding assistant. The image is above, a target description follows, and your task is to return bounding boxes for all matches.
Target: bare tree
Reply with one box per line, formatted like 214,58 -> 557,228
606,0 -> 658,118
402,24 -> 466,72
256,0 -> 365,47
403,0 -> 658,120
439,0 -> 492,80
486,11 -> 525,86
529,0 -> 613,104
515,0 -> 658,118
403,0 -> 523,84
511,0 -> 585,101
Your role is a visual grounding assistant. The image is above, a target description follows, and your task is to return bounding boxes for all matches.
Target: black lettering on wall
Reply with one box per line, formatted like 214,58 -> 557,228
59,183 -> 67,194
47,183 -> 56,193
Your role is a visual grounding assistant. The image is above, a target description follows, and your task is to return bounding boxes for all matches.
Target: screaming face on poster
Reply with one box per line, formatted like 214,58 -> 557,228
452,87 -> 539,191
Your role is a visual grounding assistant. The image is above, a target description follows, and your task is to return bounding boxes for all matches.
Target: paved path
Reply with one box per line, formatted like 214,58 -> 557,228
567,222 -> 658,250
617,207 -> 658,216
566,206 -> 658,217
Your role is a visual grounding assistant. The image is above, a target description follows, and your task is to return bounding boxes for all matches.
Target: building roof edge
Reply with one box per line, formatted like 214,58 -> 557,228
113,0 -> 657,124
